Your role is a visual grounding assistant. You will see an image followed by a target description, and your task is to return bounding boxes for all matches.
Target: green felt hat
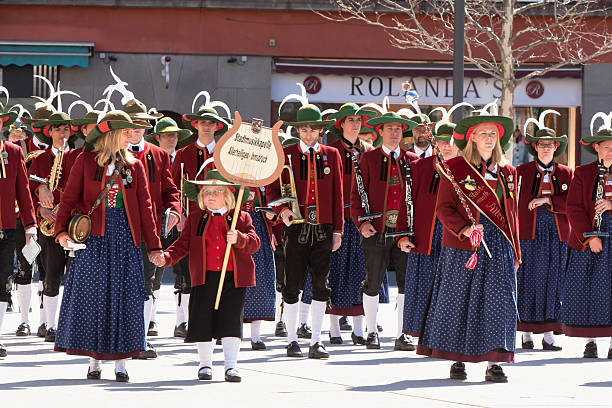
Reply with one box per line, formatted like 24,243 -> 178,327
32,112 -> 76,146
330,103 -> 377,130
84,110 -> 151,151
366,112 -> 418,134
146,117 -> 194,148
121,99 -> 163,124
284,105 -> 334,127
433,123 -> 456,143
279,133 -> 300,147
182,107 -> 230,136
581,128 -> 612,155
452,114 -> 514,152
0,102 -> 18,129
183,169 -> 250,205
525,128 -> 568,158
70,110 -> 101,140
22,105 -> 54,126
404,114 -> 432,138
326,121 -> 381,147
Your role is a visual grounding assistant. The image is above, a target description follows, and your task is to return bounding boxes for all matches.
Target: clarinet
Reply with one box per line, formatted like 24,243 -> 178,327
385,158 -> 415,239
584,161 -> 609,238
352,152 -> 382,222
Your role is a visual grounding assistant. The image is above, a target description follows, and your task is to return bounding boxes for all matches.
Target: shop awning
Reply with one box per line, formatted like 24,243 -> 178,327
274,59 -> 582,79
0,41 -> 94,67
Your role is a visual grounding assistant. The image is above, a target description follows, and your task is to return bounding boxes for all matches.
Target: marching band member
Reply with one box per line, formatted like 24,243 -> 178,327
397,122 -> 459,339
351,111 -> 418,350
0,104 -> 37,358
54,110 -> 163,382
405,114 -> 434,158
517,112 -> 572,351
157,171 -> 260,382
417,107 -> 520,382
561,112 -> 612,359
268,102 -> 343,359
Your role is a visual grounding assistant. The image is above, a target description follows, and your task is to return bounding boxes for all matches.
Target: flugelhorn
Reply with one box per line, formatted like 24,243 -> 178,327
268,154 -> 305,224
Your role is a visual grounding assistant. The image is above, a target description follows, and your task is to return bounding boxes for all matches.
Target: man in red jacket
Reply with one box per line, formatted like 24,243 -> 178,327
123,99 -> 180,359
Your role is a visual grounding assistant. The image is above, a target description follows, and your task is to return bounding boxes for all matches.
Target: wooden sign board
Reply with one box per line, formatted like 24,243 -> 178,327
214,111 -> 284,188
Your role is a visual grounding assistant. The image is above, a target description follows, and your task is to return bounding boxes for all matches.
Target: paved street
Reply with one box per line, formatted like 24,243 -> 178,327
1,284 -> 611,407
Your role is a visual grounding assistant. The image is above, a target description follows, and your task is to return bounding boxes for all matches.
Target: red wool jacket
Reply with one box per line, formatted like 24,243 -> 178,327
171,142 -> 215,214
0,141 -> 36,229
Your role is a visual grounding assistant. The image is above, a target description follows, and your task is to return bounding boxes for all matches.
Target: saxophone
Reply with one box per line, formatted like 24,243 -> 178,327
39,144 -> 65,237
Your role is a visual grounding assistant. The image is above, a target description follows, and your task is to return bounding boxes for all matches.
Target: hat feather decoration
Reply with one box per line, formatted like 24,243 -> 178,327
195,157 -> 215,180
590,111 -> 612,136
68,100 -> 93,118
430,102 -> 475,145
278,83 -> 310,115
8,104 -> 31,122
95,84 -> 120,123
31,75 -> 79,113
523,109 -> 560,137
361,96 -> 391,115
472,99 -> 500,116
1,86 -> 32,125
104,67 -> 134,106
191,90 -> 231,121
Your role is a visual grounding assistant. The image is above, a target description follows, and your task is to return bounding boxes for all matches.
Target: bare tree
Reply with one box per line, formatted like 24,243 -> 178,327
319,0 -> 612,118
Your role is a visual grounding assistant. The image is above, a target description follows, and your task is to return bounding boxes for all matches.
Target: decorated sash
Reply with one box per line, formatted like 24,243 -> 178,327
438,158 -> 515,251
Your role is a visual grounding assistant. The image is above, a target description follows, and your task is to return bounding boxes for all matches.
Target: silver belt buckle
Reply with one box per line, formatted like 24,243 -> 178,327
0,229 -> 5,240
306,205 -> 317,225
385,210 -> 398,229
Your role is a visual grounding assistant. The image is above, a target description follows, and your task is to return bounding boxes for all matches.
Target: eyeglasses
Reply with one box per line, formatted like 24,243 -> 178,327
202,189 -> 225,196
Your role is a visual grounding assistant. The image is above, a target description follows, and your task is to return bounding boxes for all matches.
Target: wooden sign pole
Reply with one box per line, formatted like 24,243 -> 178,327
214,185 -> 246,310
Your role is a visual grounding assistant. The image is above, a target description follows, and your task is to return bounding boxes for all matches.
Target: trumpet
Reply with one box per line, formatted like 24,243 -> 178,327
269,154 -> 305,224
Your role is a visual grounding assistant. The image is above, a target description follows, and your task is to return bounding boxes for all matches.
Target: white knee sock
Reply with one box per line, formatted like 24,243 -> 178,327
89,358 -> 101,371
44,295 -> 59,330
329,315 -> 341,338
275,291 -> 283,322
181,294 -> 190,328
309,300 -> 327,345
38,281 -> 45,325
352,315 -> 364,337
150,290 -> 160,323
143,295 -> 153,333
222,337 -> 241,370
251,320 -> 262,342
363,293 -> 379,335
114,359 -> 127,374
16,284 -> 32,324
396,294 -> 405,338
0,301 -> 7,330
175,293 -> 185,326
609,337 -> 612,350
284,301 -> 299,343
543,331 -> 555,344
523,332 -> 533,342
197,341 -> 214,369
299,300 -> 310,326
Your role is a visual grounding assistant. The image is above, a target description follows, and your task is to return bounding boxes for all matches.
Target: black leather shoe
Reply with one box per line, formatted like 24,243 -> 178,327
0,344 -> 7,358
286,341 -> 302,357
583,341 -> 598,358
136,342 -> 157,359
44,327 -> 56,342
147,321 -> 158,336
16,322 -> 31,336
365,332 -> 380,349
542,339 -> 562,351
607,348 -> 612,359
87,367 -> 101,380
394,334 -> 416,351
37,323 -> 47,338
115,371 -> 129,382
351,332 -> 366,345
377,324 -> 383,333
225,368 -> 242,382
328,333 -> 343,344
174,322 -> 187,338
450,362 -> 467,380
485,364 -> 508,383
296,323 -> 312,339
521,335 -> 534,350
198,366 -> 212,380
275,321 -> 288,337
339,316 -> 352,331
216,338 -> 222,345
308,342 -> 330,359
251,340 -> 266,350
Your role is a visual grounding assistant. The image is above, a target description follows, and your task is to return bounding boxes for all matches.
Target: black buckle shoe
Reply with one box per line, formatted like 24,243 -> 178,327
328,333 -> 343,344
115,371 -> 129,382
308,342 -> 330,359
16,322 -> 31,336
216,338 -> 222,345
251,340 -> 266,350
394,334 -> 416,351
542,339 -> 562,351
44,327 -> 56,343
286,341 -> 302,357
485,364 -> 508,383
296,323 -> 312,339
365,332 -> 380,349
147,321 -> 158,337
583,341 -> 598,358
0,344 -> 7,358
351,332 -> 366,345
87,367 -> 101,380
174,322 -> 187,338
198,366 -> 212,380
521,334 -> 534,349
225,368 -> 242,382
450,362 -> 467,380
339,316 -> 352,331
136,342 -> 157,359
377,324 -> 383,333
275,321 -> 288,337
37,323 -> 47,338
608,348 -> 612,359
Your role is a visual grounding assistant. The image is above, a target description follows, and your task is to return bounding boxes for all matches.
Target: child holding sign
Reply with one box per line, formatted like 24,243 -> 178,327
155,170 -> 260,382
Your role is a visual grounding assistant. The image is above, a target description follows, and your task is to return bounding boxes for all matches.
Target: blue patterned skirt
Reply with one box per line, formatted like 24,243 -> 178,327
54,207 -> 147,360
403,219 -> 443,336
560,212 -> 612,337
418,217 -> 517,363
517,207 -> 567,333
244,211 -> 276,322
